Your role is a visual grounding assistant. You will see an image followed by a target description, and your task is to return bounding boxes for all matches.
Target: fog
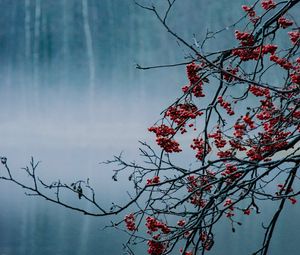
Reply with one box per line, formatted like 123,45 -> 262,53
0,0 -> 299,254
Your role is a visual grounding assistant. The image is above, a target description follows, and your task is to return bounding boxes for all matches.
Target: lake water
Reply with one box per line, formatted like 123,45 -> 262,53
0,1 -> 299,254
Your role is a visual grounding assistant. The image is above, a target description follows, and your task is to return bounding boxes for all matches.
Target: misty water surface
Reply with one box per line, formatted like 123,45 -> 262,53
0,1 -> 299,254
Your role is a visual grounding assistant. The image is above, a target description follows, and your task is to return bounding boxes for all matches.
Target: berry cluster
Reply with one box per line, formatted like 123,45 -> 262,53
148,125 -> 175,137
246,145 -> 264,161
256,97 -> 274,121
182,62 -> 206,97
229,139 -> 246,151
156,137 -> 182,153
217,96 -> 234,115
233,122 -> 246,138
276,184 -> 297,204
223,67 -> 239,82
277,183 -> 293,193
250,93 -> 293,159
262,44 -> 278,54
221,164 -> 242,183
217,150 -> 233,159
146,176 -> 160,185
124,213 -> 136,231
223,198 -> 235,217
177,220 -> 186,227
165,103 -> 203,133
290,57 -> 300,84
186,62 -> 201,84
191,138 -> 211,160
223,198 -> 233,207
232,48 -> 257,61
242,5 -> 259,24
190,196 -> 207,207
290,72 -> 300,84
289,197 -> 297,204
261,0 -> 276,10
278,16 -> 293,29
270,54 -> 293,70
146,217 -> 171,234
232,43 -> 277,61
186,175 -> 210,207
259,130 -> 291,154
288,31 -> 300,45
148,124 -> 182,153
187,175 -> 212,192
234,31 -> 254,46
200,231 -> 214,251
243,114 -> 255,129
249,85 -> 270,97
186,175 -> 199,193
208,128 -> 227,148
249,116 -> 281,159
147,240 -> 166,255
243,209 -> 251,215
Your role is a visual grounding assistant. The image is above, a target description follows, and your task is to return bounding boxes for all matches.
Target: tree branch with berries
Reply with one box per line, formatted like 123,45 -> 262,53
1,0 -> 300,254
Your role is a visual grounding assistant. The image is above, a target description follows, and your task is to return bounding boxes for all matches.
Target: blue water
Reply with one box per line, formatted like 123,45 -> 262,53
0,0 -> 299,254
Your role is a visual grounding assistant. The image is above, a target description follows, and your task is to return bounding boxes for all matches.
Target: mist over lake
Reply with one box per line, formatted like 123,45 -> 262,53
0,1 -> 299,254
